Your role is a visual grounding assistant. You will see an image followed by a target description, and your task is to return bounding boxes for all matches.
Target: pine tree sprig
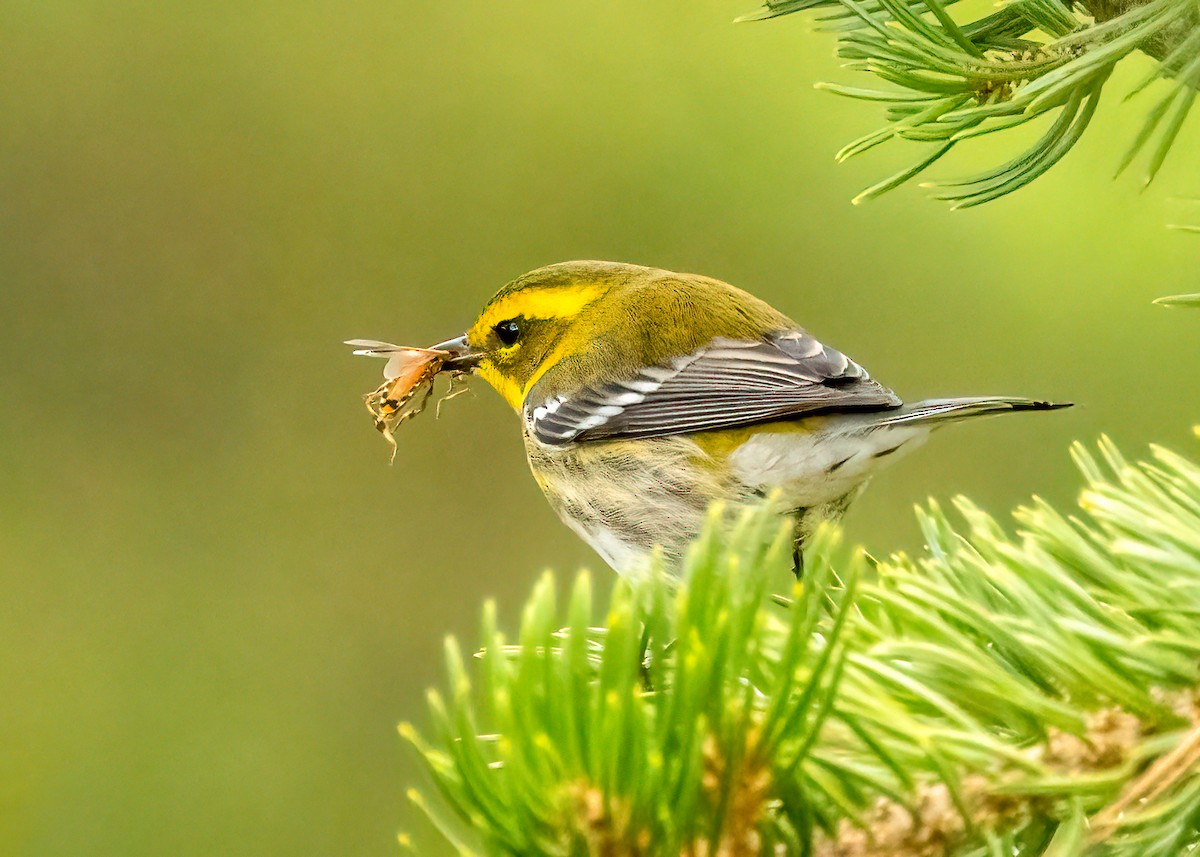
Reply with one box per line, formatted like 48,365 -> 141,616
403,435 -> 1200,855
738,0 -> 1200,204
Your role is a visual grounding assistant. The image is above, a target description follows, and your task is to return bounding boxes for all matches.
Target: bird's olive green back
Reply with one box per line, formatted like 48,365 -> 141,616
467,261 -> 798,410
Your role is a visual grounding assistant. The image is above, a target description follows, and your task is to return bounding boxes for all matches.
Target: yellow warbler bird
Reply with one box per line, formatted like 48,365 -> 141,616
360,261 -> 1069,576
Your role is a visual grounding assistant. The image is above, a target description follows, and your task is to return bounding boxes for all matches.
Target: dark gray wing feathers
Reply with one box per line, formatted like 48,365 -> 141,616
530,333 -> 901,445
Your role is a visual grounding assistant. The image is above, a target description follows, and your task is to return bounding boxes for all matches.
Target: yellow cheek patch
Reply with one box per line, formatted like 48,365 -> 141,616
475,284 -> 606,334
521,337 -> 572,399
478,361 -> 525,412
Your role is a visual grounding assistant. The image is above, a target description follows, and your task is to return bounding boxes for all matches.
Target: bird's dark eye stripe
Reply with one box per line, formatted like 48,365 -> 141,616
494,318 -> 521,346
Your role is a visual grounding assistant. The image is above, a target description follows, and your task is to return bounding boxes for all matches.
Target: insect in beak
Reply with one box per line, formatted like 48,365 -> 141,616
428,334 -> 484,372
345,336 -> 477,462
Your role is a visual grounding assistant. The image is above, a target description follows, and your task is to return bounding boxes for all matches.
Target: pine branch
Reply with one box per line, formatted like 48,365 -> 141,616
402,433 -> 1200,855
737,0 -> 1200,205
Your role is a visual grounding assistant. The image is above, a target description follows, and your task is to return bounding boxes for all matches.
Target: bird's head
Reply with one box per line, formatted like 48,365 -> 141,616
433,261 -> 794,412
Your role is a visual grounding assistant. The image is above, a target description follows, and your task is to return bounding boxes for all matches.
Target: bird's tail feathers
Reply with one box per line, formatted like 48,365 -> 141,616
873,397 -> 1072,428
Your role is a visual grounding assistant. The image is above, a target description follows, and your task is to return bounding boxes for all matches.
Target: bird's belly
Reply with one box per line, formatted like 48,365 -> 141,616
524,423 -> 928,576
725,425 -> 928,509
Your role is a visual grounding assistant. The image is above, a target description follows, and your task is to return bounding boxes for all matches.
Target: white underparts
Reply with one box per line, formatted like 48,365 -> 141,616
727,425 -> 930,509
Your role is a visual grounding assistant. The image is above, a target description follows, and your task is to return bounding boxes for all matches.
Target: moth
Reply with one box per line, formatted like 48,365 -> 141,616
345,339 -> 469,462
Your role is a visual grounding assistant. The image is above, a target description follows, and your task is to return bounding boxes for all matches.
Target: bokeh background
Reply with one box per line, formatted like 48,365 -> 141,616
2,1 -> 1198,854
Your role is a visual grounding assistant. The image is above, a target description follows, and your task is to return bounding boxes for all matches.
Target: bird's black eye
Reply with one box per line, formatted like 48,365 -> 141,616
494,319 -> 521,346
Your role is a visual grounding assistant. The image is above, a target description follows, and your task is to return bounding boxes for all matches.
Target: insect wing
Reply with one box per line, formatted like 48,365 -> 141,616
345,339 -> 449,381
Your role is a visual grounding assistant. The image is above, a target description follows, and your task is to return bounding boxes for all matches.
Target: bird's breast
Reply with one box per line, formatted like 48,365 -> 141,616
521,431 -> 728,576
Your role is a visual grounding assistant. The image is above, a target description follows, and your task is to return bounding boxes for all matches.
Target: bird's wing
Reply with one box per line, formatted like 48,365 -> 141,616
529,333 -> 902,445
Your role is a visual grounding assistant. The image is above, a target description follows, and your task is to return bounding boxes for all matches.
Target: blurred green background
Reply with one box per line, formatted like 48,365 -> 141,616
1,1 -> 1198,854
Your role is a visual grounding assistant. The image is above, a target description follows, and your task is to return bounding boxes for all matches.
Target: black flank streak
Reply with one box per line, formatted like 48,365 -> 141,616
828,456 -> 853,473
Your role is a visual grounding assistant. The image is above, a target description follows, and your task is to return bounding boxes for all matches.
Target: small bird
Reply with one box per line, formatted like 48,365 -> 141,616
409,261 -> 1069,576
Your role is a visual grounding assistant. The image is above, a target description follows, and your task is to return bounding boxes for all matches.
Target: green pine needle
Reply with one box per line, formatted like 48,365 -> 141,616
1154,292 -> 1200,305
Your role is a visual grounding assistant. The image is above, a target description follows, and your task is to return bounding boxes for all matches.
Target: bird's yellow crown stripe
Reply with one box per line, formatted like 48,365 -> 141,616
477,284 -> 606,332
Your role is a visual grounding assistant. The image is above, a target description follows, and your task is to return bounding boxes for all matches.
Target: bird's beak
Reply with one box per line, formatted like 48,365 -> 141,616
431,334 -> 483,371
